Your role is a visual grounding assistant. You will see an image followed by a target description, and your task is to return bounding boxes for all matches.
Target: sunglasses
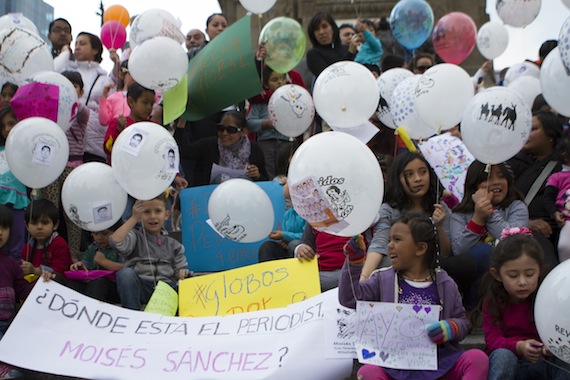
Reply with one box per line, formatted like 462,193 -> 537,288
216,124 -> 242,134
416,65 -> 432,73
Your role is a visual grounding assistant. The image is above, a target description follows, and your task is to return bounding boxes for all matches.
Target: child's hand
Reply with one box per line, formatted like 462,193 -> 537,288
431,204 -> 446,226
554,211 -> 566,228
427,320 -> 459,344
93,251 -> 107,266
70,262 -> 86,271
355,19 -> 366,33
472,186 -> 493,224
173,176 -> 188,189
255,43 -> 267,61
101,82 -> 114,98
246,164 -> 260,179
269,230 -> 284,241
516,339 -> 543,363
21,261 -> 36,275
117,115 -> 127,131
132,200 -> 146,221
295,244 -> 316,262
41,270 -> 56,282
109,48 -> 120,64
178,269 -> 190,280
343,235 -> 366,263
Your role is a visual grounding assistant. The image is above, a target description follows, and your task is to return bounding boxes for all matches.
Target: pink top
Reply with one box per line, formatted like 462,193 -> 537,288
98,91 -> 130,126
483,299 -> 540,355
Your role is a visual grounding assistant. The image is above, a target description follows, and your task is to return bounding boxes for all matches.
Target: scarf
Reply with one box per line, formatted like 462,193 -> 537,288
217,136 -> 251,170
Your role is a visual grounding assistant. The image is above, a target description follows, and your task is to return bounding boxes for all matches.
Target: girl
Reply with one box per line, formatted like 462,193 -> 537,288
98,60 -> 133,127
544,135 -> 570,261
0,105 -> 29,261
339,213 -> 489,379
361,152 -> 475,298
451,160 -> 528,309
482,230 -> 569,379
0,205 -> 32,379
0,82 -> 17,108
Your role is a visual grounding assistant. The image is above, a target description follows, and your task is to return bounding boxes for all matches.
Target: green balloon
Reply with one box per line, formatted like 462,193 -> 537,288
259,17 -> 307,74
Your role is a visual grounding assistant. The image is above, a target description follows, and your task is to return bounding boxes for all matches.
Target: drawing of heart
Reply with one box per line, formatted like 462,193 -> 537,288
396,306 -> 403,312
424,307 -> 431,314
369,303 -> 374,308
413,305 -> 422,313
362,349 -> 376,359
379,351 -> 390,362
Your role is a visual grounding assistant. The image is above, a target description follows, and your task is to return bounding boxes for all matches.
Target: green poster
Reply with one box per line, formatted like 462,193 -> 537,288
163,74 -> 188,125
182,15 -> 262,121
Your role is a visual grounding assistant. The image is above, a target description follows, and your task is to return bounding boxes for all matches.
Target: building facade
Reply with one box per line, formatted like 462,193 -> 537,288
0,0 -> 54,42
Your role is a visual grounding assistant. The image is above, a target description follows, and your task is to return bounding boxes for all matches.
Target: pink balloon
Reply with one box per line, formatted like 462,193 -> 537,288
100,20 -> 127,50
432,12 -> 477,65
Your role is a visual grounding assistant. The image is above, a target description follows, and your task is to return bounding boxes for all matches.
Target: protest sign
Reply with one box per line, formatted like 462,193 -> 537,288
179,181 -> 285,271
179,258 -> 320,317
0,281 -> 352,380
183,15 -> 262,121
144,281 -> 179,316
355,301 -> 440,370
323,288 -> 357,359
418,133 -> 474,201
163,74 -> 188,125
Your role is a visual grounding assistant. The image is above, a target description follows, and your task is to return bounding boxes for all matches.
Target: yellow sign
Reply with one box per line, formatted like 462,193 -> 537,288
179,258 -> 320,317
163,74 -> 188,125
144,281 -> 178,316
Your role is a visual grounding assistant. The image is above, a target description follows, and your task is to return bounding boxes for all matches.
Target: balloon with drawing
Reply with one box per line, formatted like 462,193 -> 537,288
432,12 -> 477,65
376,68 -> 414,130
389,0 -> 434,50
259,17 -> 307,74
390,75 -> 434,140
496,0 -> 541,28
540,47 -> 570,117
476,21 -> 509,60
129,8 -> 184,49
268,84 -> 314,137
558,16 -> 570,73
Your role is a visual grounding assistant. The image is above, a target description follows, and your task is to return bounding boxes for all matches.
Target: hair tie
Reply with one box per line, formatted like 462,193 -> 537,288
499,226 -> 533,239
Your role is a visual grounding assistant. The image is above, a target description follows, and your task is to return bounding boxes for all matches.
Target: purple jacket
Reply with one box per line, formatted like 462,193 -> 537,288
339,262 -> 469,380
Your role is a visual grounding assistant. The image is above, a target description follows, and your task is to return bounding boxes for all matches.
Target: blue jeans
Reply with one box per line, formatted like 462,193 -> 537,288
464,243 -> 494,310
489,348 -> 570,380
116,268 -> 177,310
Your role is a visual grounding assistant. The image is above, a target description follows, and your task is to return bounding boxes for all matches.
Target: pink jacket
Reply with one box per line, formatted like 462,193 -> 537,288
98,91 -> 130,126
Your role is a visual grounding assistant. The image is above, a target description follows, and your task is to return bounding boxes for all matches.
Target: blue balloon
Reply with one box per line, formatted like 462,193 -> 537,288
390,0 -> 434,50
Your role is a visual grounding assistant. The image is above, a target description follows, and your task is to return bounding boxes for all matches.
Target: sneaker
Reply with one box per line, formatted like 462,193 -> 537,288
0,363 -> 23,379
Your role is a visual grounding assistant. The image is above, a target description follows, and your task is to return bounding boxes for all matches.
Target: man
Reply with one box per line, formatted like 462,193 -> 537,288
185,29 -> 205,51
338,23 -> 356,46
47,18 -> 73,58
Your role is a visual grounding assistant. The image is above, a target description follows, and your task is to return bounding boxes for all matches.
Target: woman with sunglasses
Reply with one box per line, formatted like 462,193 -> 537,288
410,53 -> 434,74
175,111 -> 268,186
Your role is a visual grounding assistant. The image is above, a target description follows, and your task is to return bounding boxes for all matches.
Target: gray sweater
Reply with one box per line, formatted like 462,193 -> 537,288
109,228 -> 187,282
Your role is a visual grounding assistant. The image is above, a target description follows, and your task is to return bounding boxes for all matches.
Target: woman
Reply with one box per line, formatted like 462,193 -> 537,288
509,110 -> 564,269
54,32 -> 116,163
187,13 -> 228,61
409,53 -> 435,74
175,111 -> 268,186
306,12 -> 359,78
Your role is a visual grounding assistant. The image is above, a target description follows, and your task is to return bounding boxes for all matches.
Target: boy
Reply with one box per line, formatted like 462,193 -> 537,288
103,82 -> 155,163
20,199 -> 72,283
110,193 -> 189,310
67,221 -> 123,303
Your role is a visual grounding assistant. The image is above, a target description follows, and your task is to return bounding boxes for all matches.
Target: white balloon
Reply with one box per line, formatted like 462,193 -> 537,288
29,71 -> 79,132
62,163 -> 128,232
461,87 -> 531,164
541,47 -> 570,117
0,13 -> 39,35
268,84 -> 315,137
535,259 -> 570,365
313,61 -> 379,129
507,76 -> 541,110
287,132 -> 383,237
376,68 -> 414,129
390,75 -> 434,140
496,0 -> 541,27
558,16 -> 570,72
5,117 -> 69,188
0,27 -> 53,85
503,61 -> 540,86
239,0 -> 277,14
415,64 -> 474,132
129,9 -> 184,49
208,179 -> 274,243
129,37 -> 189,91
111,122 -> 179,200
477,21 -> 509,60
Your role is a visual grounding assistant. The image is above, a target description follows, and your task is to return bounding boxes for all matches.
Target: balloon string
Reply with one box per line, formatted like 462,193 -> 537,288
24,193 -> 34,262
258,14 -> 264,92
141,220 -> 158,289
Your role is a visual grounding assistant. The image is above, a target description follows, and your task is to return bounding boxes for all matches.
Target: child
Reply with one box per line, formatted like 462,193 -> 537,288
103,82 -> 155,163
339,213 -> 489,379
110,193 -> 189,310
482,229 -> 569,379
258,182 -> 306,262
0,205 -> 31,379
544,135 -> 570,261
354,19 -> 383,78
0,82 -> 18,108
20,199 -> 73,283
0,105 -> 29,261
98,60 -> 134,127
41,71 -> 90,261
66,221 -> 123,303
247,65 -> 299,179
451,160 -> 529,309
362,152 -> 475,298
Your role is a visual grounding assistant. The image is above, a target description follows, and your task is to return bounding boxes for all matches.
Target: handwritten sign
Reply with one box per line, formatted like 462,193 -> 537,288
10,82 -> 59,123
179,181 -> 286,272
0,281 -> 353,380
182,15 -> 262,121
144,281 -> 178,316
418,133 -> 474,201
355,301 -> 440,370
163,74 -> 188,125
179,258 -> 320,317
324,288 -> 358,359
